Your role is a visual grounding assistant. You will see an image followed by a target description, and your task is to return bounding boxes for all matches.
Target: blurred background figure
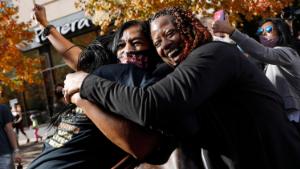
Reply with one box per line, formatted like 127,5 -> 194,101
29,114 -> 43,143
281,7 -> 300,40
12,104 -> 30,144
0,104 -> 22,169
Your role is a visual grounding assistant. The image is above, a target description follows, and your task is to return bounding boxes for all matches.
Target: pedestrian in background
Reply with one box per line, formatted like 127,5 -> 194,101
29,114 -> 43,143
0,104 -> 22,169
12,104 -> 30,144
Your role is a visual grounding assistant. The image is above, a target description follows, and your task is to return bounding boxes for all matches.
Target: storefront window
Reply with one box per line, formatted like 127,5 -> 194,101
50,31 -> 97,84
71,31 -> 98,47
23,49 -> 47,111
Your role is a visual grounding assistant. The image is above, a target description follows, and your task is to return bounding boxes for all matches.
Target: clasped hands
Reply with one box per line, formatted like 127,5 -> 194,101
63,71 -> 88,104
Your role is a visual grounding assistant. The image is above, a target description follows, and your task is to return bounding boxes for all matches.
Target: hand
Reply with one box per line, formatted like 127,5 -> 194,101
14,152 -> 22,163
63,71 -> 88,103
33,4 -> 48,27
70,92 -> 84,106
212,14 -> 235,35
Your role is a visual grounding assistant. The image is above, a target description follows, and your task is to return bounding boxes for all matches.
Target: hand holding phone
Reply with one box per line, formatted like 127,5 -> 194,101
214,10 -> 225,21
212,10 -> 235,35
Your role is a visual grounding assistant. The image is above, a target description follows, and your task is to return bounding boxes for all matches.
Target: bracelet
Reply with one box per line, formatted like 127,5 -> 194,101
62,45 -> 78,55
43,24 -> 55,37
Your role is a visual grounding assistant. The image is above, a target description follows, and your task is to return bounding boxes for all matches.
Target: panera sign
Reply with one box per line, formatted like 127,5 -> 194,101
35,17 -> 92,43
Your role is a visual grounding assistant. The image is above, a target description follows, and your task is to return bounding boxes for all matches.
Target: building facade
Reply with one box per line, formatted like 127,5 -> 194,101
14,0 -> 99,116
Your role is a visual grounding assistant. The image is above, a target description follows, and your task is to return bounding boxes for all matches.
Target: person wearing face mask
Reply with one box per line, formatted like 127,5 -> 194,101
212,17 -> 300,123
33,4 -> 203,169
64,7 -> 300,169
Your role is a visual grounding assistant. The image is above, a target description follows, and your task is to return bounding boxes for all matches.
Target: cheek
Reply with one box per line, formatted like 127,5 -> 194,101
270,32 -> 279,39
156,47 -> 163,57
119,56 -> 130,64
117,50 -> 122,58
137,45 -> 148,51
161,57 -> 170,63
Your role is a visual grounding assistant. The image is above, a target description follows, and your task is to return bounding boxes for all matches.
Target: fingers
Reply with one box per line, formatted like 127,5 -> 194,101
33,4 -> 44,11
63,88 -> 80,104
14,154 -> 22,163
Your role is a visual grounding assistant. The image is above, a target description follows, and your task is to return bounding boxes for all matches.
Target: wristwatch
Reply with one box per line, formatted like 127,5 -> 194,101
43,24 -> 55,37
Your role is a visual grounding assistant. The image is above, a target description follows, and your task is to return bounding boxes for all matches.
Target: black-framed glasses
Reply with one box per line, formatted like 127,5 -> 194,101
256,25 -> 273,36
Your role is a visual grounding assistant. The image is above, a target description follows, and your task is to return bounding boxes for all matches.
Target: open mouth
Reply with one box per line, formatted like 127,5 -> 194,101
167,48 -> 182,63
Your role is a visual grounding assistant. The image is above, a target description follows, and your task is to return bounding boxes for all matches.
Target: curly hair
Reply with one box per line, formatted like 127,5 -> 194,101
149,7 -> 212,61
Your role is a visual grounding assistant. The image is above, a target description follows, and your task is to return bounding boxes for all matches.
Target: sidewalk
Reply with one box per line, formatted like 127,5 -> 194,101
17,123 -> 54,169
19,141 -> 44,169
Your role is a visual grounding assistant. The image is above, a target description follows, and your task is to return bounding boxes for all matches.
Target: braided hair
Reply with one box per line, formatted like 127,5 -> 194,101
149,7 -> 212,62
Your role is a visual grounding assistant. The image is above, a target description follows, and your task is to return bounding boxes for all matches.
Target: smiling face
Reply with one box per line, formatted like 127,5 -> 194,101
116,25 -> 151,68
150,15 -> 184,66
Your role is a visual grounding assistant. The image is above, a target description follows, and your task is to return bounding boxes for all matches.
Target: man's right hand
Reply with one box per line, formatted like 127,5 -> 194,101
33,4 -> 48,27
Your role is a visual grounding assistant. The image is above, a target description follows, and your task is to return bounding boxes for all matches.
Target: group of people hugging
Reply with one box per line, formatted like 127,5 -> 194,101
28,3 -> 300,169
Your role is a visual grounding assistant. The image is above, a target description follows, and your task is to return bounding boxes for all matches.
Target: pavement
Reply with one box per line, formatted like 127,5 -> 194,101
19,141 -> 44,169
17,124 -> 54,169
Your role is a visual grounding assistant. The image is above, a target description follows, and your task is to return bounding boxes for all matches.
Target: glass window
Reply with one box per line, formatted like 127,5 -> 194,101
71,31 -> 98,47
50,31 -> 97,83
22,49 -> 47,111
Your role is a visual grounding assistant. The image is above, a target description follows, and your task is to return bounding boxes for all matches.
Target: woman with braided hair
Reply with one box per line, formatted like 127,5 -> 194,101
65,7 -> 300,169
149,7 -> 212,66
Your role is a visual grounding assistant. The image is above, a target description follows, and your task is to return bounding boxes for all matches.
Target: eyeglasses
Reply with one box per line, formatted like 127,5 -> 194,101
256,25 -> 273,36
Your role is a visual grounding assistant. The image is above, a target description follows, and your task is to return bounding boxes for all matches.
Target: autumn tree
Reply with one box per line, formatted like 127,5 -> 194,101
76,0 -> 294,34
0,1 -> 41,92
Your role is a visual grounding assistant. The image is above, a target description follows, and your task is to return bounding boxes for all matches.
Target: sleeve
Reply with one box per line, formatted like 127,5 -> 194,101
230,29 -> 297,66
80,43 -> 240,132
1,105 -> 13,125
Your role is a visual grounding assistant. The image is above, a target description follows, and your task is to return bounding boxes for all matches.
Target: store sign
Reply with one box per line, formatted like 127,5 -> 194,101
35,17 -> 92,43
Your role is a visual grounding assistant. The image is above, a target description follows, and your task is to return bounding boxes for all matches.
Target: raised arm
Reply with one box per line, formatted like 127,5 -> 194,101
33,4 -> 82,70
212,17 -> 298,66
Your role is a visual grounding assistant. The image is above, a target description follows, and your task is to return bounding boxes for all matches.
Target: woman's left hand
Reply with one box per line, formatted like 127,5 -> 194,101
212,14 -> 235,35
63,71 -> 88,103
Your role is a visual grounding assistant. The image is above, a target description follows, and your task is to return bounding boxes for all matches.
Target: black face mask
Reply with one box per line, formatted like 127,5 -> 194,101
120,49 -> 157,69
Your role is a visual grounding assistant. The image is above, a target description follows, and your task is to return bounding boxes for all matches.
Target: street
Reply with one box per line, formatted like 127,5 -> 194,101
17,124 -> 54,169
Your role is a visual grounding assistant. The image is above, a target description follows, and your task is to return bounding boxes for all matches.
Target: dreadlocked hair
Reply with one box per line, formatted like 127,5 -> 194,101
149,7 -> 212,62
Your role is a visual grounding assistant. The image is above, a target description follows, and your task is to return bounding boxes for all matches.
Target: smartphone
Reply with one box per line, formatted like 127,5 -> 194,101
214,10 -> 225,21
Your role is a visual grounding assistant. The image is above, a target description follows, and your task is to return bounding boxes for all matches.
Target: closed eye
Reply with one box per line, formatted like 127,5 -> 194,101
117,41 -> 125,50
153,40 -> 161,48
166,29 -> 176,37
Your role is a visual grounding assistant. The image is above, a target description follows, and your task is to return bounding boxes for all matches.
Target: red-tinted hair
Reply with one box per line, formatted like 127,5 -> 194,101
149,7 -> 212,62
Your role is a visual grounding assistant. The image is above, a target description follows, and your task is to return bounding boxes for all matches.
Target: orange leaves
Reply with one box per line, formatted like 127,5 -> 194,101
0,1 -> 40,92
76,0 -> 293,34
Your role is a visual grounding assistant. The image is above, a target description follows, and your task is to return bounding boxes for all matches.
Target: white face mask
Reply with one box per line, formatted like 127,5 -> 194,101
213,35 -> 236,44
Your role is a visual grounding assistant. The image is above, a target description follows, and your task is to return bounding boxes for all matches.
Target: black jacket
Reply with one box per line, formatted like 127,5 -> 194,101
80,42 -> 300,169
